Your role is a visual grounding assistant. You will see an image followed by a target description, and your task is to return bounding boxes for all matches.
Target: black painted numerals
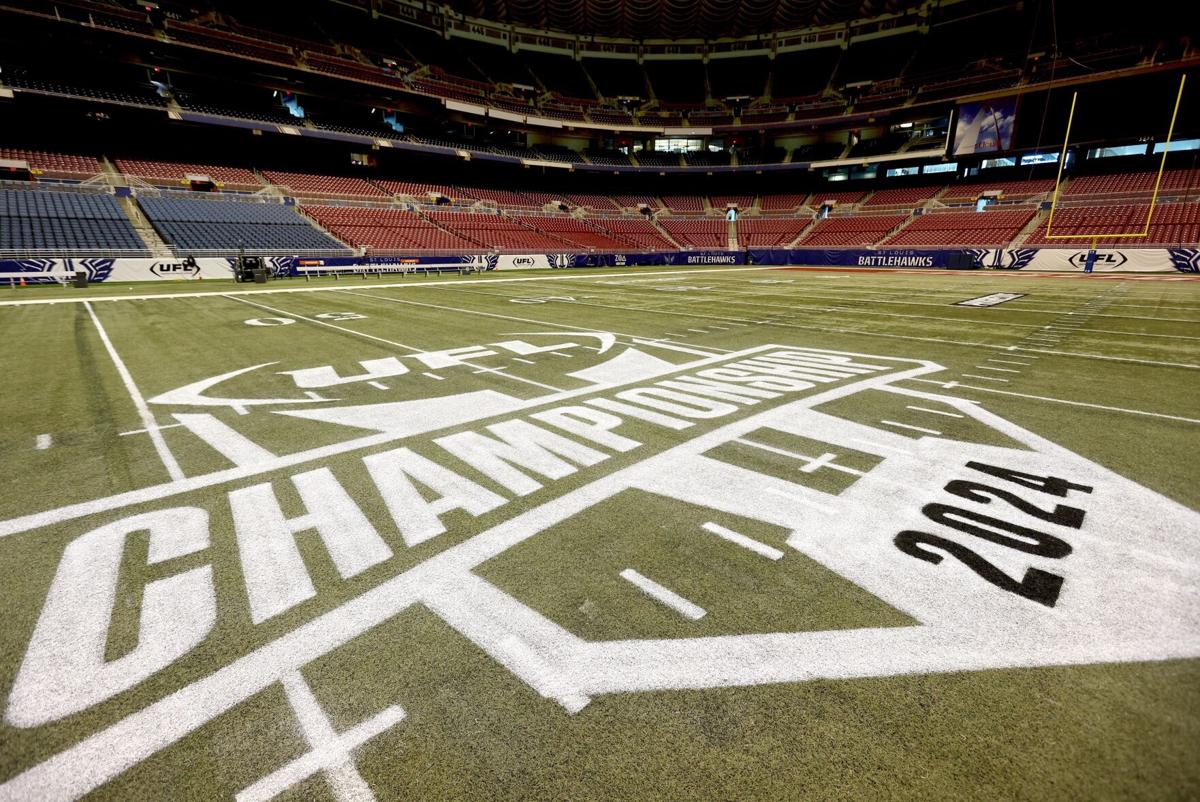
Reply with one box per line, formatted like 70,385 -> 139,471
894,461 -> 1093,608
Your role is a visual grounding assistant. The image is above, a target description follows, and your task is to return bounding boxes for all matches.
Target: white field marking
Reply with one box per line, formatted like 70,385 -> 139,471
118,422 -> 187,437
513,357 -> 536,364
619,569 -> 707,621
985,358 -> 1033,366
664,332 -> 686,337
847,437 -> 913,455
687,328 -> 707,333
227,295 -> 422,352
763,485 -> 836,516
962,373 -> 1009,383
732,437 -> 864,476
0,344 -> 822,540
974,365 -> 1021,373
235,671 -> 404,802
422,372 -> 445,381
172,414 -> 276,467
549,351 -> 572,358
0,266 -> 792,307
83,302 -> 185,482
35,434 -> 51,450
582,345 -> 602,351
905,405 -> 963,419
701,522 -> 784,561
880,420 -> 941,436
660,280 -> 1200,325
336,289 -> 730,357
907,378 -> 1200,424
231,294 -> 566,394
544,285 -> 1200,370
303,391 -> 328,401
367,381 -> 388,390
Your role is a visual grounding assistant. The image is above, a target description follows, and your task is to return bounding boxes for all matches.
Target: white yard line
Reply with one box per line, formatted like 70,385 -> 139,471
619,569 -> 707,620
974,365 -> 1021,373
907,378 -> 1200,424
962,373 -> 1009,382
701,522 -> 784,561
83,301 -> 185,482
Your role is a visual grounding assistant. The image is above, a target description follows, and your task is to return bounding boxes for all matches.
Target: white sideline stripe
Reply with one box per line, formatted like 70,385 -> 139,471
880,419 -> 941,436
422,372 -> 445,380
974,365 -> 1021,373
0,265 -> 788,307
701,522 -> 784,561
35,434 -> 51,450
83,301 -> 185,482
962,373 -> 1009,382
905,405 -> 963,419
908,379 -> 1200,424
619,569 -> 706,620
173,414 -> 276,467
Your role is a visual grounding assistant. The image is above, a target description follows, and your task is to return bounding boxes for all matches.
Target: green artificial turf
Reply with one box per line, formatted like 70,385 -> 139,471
0,265 -> 1197,801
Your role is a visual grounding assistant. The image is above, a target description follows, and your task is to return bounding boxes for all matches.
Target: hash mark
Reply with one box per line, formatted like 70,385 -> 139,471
702,522 -> 784,561
619,569 -> 706,620
905,405 -> 964,419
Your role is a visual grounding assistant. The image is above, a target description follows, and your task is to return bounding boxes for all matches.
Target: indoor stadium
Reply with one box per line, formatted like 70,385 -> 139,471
0,0 -> 1197,799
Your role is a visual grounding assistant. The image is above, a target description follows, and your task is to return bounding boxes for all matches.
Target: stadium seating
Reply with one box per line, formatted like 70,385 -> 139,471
661,195 -> 707,214
0,148 -> 100,177
760,194 -> 811,213
599,218 -> 677,250
302,205 -> 477,250
375,180 -> 457,200
861,186 -> 943,208
883,209 -> 1036,247
613,195 -> 661,210
809,190 -> 869,206
0,188 -> 145,252
941,178 -> 1055,202
116,159 -> 261,190
512,216 -> 633,250
659,218 -> 728,249
423,211 -> 568,250
565,194 -> 622,211
138,195 -> 347,251
259,170 -> 390,199
797,214 -> 907,246
1064,169 -> 1200,197
736,218 -> 812,247
1022,202 -> 1200,246
711,195 -> 755,210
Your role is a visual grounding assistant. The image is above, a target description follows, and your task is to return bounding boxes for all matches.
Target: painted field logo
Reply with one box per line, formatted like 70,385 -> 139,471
2,340 -> 1198,799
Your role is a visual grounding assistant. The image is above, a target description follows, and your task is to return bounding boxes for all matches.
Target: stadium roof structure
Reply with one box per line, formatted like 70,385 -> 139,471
394,0 -> 921,39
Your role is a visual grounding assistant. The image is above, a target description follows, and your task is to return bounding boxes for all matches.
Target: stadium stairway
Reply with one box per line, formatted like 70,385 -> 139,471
880,212 -> 920,244
727,217 -> 738,249
119,196 -> 174,257
1012,209 -> 1049,247
651,217 -> 684,249
297,206 -> 356,252
785,216 -> 823,246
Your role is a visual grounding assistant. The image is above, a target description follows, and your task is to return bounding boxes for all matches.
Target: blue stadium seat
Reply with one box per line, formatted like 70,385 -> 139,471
137,196 -> 350,251
0,189 -> 146,252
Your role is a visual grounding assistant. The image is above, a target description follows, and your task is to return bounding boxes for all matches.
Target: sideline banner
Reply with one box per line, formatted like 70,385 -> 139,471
1,247 -> 1191,282
746,247 -> 1195,273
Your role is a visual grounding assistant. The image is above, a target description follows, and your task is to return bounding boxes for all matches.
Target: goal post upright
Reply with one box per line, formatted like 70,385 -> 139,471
1044,73 -> 1188,243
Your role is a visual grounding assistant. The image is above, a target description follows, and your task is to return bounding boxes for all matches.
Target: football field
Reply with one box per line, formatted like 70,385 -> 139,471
1,265 -> 1198,801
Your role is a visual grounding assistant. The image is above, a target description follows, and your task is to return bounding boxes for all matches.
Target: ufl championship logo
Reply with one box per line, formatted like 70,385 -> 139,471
2,333 -> 1199,799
